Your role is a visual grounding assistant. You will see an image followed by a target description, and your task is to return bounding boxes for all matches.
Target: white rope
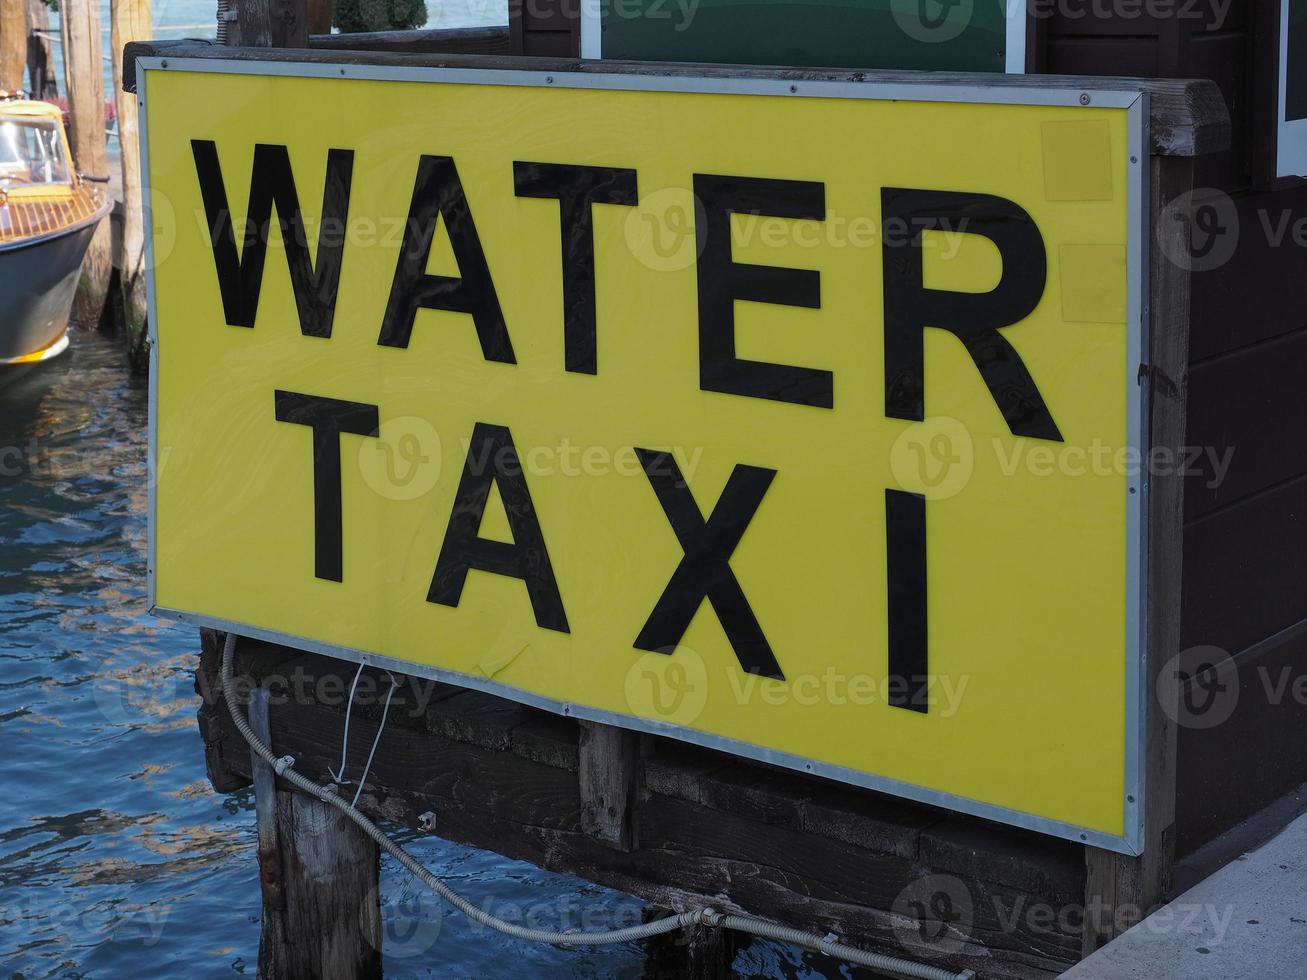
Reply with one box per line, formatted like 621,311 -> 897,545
326,661 -> 365,786
221,633 -> 972,980
351,673 -> 397,810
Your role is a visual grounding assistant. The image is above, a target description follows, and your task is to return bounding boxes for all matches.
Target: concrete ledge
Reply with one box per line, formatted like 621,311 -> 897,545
1063,810 -> 1307,979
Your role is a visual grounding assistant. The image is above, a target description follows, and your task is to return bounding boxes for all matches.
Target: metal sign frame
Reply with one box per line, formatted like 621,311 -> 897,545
138,57 -> 1148,854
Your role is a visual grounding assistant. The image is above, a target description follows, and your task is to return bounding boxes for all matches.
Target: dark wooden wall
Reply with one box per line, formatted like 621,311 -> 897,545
509,0 -> 580,57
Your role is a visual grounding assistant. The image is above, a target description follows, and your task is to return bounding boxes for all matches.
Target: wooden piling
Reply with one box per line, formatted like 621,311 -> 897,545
248,685 -> 384,979
59,0 -> 113,327
226,0 -> 309,50
25,0 -> 56,98
275,792 -> 384,979
641,909 -> 741,980
110,0 -> 152,370
1,0 -> 26,92
307,0 -> 333,36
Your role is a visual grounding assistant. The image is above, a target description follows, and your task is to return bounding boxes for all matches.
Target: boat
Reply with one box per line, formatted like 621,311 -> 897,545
0,94 -> 111,371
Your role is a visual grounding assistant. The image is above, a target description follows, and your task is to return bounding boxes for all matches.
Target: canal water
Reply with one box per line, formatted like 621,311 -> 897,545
0,333 -> 816,977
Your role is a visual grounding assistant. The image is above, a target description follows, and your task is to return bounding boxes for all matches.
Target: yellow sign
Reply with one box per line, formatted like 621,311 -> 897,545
141,61 -> 1146,852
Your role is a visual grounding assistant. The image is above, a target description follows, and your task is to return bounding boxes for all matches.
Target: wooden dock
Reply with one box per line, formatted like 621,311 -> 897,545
200,629 -> 1085,978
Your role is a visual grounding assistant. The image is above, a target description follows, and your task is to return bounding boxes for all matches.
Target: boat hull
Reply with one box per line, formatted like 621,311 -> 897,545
0,219 -> 101,365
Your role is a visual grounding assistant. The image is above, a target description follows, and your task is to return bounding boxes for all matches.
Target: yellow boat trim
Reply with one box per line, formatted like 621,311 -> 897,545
1,329 -> 69,365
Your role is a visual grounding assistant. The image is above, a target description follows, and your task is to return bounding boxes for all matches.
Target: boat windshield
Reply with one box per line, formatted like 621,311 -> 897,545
0,117 -> 72,187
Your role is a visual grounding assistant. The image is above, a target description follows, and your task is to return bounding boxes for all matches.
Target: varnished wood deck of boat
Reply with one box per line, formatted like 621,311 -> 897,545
0,182 -> 108,247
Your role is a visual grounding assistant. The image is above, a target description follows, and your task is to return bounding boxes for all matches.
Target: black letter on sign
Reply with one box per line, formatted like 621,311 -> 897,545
886,488 -> 928,713
513,162 -> 638,375
693,174 -> 833,408
191,140 -> 353,337
379,155 -> 514,361
635,449 -> 783,680
881,188 -> 1060,441
429,423 -> 568,632
273,390 -> 379,583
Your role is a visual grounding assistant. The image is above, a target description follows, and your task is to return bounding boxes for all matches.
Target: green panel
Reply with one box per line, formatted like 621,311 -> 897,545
1288,0 -> 1307,121
601,0 -> 1007,73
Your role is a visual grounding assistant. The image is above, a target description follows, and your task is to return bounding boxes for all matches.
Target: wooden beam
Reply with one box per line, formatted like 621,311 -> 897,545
110,0 -> 152,370
1082,152 -> 1196,955
60,0 -> 113,326
578,720 -> 640,850
119,40 -> 1231,158
1,0 -> 27,92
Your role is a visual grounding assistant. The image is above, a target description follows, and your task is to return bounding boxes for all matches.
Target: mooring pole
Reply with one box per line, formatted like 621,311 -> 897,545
247,682 -> 383,978
641,909 -> 740,980
1,0 -> 26,92
110,0 -> 153,371
59,0 -> 113,326
25,0 -> 56,99
275,788 -> 383,978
